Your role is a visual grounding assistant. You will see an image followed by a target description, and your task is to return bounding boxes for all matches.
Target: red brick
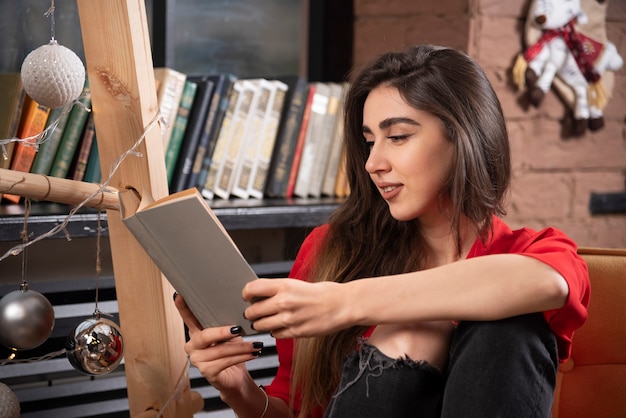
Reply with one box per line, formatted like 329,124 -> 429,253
525,119 -> 626,170
508,172 -> 573,220
475,0 -> 529,17
355,0 -> 469,16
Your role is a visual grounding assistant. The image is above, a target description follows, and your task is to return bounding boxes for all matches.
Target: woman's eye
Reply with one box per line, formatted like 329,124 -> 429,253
388,134 -> 409,142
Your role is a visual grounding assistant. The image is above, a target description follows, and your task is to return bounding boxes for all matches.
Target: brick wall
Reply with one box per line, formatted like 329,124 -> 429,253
353,0 -> 626,248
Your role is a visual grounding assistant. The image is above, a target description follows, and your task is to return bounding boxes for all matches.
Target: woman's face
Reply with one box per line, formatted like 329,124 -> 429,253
363,85 -> 455,223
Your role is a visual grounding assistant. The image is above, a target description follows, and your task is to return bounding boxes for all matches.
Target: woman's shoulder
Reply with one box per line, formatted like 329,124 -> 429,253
478,216 -> 579,256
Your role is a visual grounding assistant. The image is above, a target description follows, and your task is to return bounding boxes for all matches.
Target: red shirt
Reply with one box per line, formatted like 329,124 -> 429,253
265,217 -> 590,417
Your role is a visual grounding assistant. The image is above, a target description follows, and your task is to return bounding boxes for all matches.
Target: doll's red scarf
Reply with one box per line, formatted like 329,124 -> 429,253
523,19 -> 603,82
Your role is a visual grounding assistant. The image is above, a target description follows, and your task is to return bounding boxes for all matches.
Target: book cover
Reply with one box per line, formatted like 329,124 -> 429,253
83,132 -> 101,183
165,78 -> 198,185
201,85 -> 240,200
154,67 -> 187,150
231,79 -> 276,199
213,79 -> 258,200
31,106 -> 71,175
119,187 -> 258,335
309,82 -> 344,198
322,82 -> 349,197
49,83 -> 92,179
4,95 -> 51,203
70,111 -> 97,181
247,79 -> 289,199
168,75 -> 216,193
285,83 -> 316,198
264,75 -> 308,198
192,73 -> 237,191
0,73 -> 26,173
294,82 -> 330,198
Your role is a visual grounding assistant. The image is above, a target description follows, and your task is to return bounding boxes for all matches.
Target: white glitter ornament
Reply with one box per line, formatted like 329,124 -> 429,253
20,40 -> 85,109
0,382 -> 20,418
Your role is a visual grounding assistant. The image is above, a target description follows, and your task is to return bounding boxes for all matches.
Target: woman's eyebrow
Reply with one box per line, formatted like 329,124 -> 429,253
362,117 -> 419,134
379,117 -> 419,130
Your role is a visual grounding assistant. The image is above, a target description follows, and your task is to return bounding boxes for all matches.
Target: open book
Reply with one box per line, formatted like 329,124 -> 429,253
119,187 -> 258,335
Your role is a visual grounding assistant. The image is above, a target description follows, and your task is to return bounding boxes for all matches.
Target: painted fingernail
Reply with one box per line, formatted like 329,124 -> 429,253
250,322 -> 255,331
252,350 -> 262,356
252,341 -> 264,349
230,326 -> 243,335
173,292 -> 178,301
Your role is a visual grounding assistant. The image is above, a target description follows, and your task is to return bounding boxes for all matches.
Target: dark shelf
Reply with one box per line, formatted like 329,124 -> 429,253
0,198 -> 343,242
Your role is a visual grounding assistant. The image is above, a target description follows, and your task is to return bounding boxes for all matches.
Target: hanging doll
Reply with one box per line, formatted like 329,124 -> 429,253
512,0 -> 623,136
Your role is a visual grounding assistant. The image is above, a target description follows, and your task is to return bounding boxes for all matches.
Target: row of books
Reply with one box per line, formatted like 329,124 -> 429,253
155,68 -> 350,200
0,74 -> 100,203
0,68 -> 351,204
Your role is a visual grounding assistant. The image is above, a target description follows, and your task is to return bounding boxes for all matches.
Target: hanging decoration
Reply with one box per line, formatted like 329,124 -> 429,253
66,312 -> 124,375
0,199 -> 55,351
20,0 -> 85,109
512,0 -> 623,136
66,211 -> 124,376
0,382 -> 20,418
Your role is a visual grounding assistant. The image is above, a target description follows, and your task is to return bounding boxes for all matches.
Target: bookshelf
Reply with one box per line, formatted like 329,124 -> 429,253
0,198 -> 342,242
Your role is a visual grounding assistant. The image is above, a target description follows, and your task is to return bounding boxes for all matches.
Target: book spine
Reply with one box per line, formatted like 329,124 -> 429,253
154,68 -> 187,150
193,74 -> 237,190
169,76 -> 215,193
4,96 -> 51,203
213,80 -> 256,200
264,76 -> 308,198
309,82 -> 342,197
31,106 -> 71,175
0,74 -> 26,173
294,83 -> 330,198
165,79 -> 197,185
71,112 -> 97,181
285,84 -> 316,199
231,79 -> 274,199
248,80 -> 288,199
83,132 -> 101,183
48,88 -> 92,179
201,86 -> 240,200
322,82 -> 348,196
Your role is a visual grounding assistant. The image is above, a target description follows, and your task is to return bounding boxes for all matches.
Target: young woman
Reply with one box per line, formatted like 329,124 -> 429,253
175,45 -> 590,418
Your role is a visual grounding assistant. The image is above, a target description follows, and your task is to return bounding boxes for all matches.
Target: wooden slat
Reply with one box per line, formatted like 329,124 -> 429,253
75,1 -> 195,416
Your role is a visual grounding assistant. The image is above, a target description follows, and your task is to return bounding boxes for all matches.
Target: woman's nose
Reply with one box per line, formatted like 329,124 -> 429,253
365,142 -> 389,174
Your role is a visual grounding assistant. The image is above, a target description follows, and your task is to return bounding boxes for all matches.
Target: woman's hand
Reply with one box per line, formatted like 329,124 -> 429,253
242,278 -> 354,339
174,293 -> 263,393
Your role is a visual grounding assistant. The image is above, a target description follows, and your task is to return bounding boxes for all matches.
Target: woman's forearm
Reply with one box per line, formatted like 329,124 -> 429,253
348,253 -> 569,326
220,376 -> 293,418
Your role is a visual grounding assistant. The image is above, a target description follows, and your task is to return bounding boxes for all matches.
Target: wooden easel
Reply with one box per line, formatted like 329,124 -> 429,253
0,1 -> 200,416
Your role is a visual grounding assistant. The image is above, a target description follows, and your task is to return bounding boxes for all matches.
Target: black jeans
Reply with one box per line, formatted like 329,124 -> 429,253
324,313 -> 558,418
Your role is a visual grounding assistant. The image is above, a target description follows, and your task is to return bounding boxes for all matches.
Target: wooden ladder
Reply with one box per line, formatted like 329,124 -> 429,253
0,1 -> 200,416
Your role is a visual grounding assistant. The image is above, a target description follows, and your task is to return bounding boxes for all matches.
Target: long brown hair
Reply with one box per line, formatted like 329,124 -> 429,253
291,45 -> 511,417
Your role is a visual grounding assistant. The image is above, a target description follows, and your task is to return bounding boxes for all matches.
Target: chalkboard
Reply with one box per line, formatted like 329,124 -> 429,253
0,0 -> 304,78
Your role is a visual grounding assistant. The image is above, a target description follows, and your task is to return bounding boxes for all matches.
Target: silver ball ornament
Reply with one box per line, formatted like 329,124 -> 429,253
66,315 -> 124,376
0,382 -> 20,418
20,40 -> 86,109
0,288 -> 55,350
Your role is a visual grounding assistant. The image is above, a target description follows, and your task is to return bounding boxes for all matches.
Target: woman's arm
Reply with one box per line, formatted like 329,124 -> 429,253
174,294 -> 293,417
243,253 -> 569,338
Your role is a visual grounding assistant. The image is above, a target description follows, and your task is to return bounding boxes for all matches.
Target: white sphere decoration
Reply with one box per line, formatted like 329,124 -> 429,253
20,40 -> 85,109
0,286 -> 55,350
0,382 -> 20,418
